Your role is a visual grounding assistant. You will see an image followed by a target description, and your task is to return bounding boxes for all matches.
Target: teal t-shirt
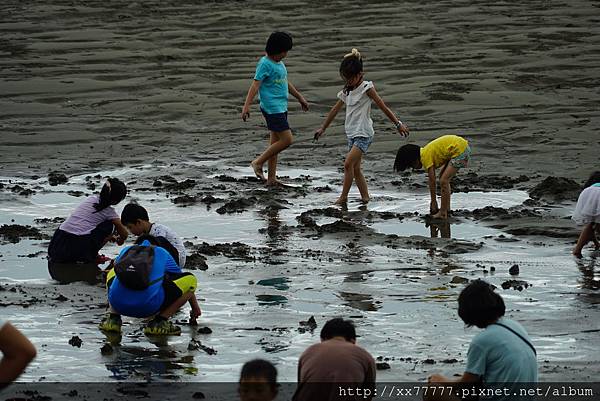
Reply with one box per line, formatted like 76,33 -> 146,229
466,318 -> 537,400
592,183 -> 600,188
254,56 -> 288,114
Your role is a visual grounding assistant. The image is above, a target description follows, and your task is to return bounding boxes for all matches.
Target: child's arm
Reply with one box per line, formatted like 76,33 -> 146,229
112,218 -> 128,246
0,322 -> 37,387
366,88 -> 409,136
188,294 -> 202,325
427,167 -> 439,214
241,80 -> 261,121
314,100 -> 344,140
288,81 -> 309,111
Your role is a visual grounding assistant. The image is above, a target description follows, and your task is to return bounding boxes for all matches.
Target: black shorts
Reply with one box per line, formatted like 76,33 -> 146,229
48,221 -> 114,263
160,272 -> 196,310
261,108 -> 290,132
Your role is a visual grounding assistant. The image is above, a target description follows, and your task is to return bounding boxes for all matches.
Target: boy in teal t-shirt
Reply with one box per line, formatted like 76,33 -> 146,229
241,32 -> 309,186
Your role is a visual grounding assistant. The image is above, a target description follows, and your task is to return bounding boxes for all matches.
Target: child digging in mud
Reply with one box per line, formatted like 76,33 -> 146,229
394,135 -> 471,220
99,238 -> 201,336
572,171 -> 600,258
314,48 -> 409,205
241,31 -> 309,186
47,178 -> 128,282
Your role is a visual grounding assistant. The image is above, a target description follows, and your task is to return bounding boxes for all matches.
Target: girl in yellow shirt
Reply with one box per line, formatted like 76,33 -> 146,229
394,135 -> 471,220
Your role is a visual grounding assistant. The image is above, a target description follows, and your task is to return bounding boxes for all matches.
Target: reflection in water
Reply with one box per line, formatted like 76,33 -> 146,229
427,220 -> 451,239
256,277 -> 290,291
576,255 -> 600,292
105,344 -> 196,380
337,291 -> 381,311
256,294 -> 288,305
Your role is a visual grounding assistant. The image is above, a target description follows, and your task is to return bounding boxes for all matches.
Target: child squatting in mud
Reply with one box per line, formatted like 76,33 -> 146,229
314,48 -> 409,205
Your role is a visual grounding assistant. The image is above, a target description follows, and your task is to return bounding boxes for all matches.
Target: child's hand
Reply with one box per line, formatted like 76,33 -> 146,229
241,106 -> 250,122
430,200 -> 439,214
299,97 -> 309,112
428,374 -> 446,383
314,128 -> 325,141
397,123 -> 409,137
189,306 -> 202,325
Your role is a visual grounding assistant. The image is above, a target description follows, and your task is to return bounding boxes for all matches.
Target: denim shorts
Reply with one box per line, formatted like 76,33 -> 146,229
450,144 -> 472,170
347,136 -> 373,154
261,108 -> 290,132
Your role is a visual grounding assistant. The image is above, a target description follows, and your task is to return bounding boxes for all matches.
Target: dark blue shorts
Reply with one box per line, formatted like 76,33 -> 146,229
261,108 -> 290,132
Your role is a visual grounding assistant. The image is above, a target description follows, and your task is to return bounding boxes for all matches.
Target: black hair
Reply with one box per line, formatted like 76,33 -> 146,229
121,203 -> 149,225
320,318 -> 356,341
583,171 -> 600,189
340,49 -> 364,94
458,279 -> 505,329
240,359 -> 278,389
394,144 -> 421,172
265,32 -> 293,56
94,178 -> 126,212
135,234 -> 180,265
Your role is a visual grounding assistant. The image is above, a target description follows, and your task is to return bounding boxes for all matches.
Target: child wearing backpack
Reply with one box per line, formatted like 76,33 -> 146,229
121,203 -> 187,267
99,239 -> 201,336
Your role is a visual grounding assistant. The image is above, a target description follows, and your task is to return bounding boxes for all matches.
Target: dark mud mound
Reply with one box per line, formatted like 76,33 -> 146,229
452,173 -> 530,192
185,252 -> 208,270
190,241 -> 253,261
501,279 -> 530,291
216,197 -> 257,214
0,224 -> 48,244
529,176 -> 581,201
48,171 -> 68,186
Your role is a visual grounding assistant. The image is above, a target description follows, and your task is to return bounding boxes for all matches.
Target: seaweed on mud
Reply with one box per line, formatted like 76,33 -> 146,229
0,224 -> 49,244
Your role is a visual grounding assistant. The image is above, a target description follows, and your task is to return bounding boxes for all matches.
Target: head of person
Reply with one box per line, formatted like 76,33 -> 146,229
340,48 -> 364,93
94,178 -> 127,212
458,279 -> 505,329
238,359 -> 278,401
121,203 -> 150,235
320,318 -> 356,344
394,144 -> 422,172
265,31 -> 292,61
583,171 -> 600,188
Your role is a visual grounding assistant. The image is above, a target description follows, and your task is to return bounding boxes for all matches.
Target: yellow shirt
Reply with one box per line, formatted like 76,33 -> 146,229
420,135 -> 468,170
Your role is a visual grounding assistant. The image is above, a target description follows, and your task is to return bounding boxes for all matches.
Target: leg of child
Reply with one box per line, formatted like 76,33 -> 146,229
432,164 -> 458,220
267,131 -> 279,186
158,291 -> 194,319
251,130 -> 293,184
573,223 -> 596,257
353,159 -> 369,203
336,146 -> 362,204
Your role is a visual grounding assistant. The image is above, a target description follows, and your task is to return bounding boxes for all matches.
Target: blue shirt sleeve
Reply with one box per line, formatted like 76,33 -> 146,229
254,58 -> 270,81
163,249 -> 182,274
465,338 -> 487,377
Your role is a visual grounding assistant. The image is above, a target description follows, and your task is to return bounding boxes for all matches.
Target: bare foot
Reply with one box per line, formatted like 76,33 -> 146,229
251,161 -> 265,181
334,197 -> 348,205
266,178 -> 285,187
430,211 -> 448,220
360,197 -> 370,204
572,248 -> 583,258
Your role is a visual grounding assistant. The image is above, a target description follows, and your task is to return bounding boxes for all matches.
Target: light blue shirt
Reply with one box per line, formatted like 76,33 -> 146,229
466,318 -> 538,400
592,183 -> 600,188
254,56 -> 288,114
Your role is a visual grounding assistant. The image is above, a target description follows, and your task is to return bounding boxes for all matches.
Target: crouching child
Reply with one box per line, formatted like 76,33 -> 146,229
99,239 -> 201,336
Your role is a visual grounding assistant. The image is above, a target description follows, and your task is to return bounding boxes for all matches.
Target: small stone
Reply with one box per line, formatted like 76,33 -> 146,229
509,264 -> 519,275
100,343 -> 113,355
376,362 -> 391,370
197,327 -> 213,335
68,336 -> 83,348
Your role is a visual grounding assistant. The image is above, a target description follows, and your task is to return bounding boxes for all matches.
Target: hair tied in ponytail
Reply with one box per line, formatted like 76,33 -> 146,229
344,48 -> 361,60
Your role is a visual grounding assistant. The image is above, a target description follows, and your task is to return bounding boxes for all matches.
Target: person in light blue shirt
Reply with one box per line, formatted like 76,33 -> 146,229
426,279 -> 538,401
241,31 -> 309,186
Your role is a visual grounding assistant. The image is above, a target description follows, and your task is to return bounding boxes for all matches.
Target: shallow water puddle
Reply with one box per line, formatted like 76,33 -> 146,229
1,166 -> 599,382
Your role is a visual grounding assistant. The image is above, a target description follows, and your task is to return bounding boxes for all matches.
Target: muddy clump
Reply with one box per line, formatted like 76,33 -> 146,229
48,171 -> 68,186
452,173 -> 530,192
216,197 -> 257,214
191,241 -> 253,261
185,252 -> 208,270
171,194 -> 198,206
0,224 -> 49,243
529,176 -> 581,201
501,280 -> 530,291
319,220 -> 364,234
